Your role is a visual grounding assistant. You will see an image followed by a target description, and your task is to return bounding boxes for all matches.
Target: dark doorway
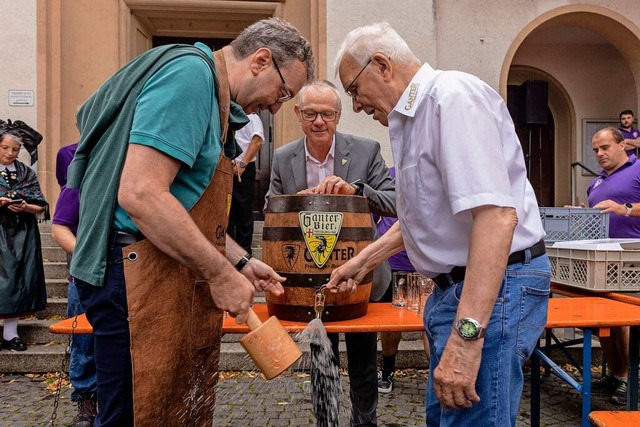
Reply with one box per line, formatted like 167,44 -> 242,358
507,83 -> 555,207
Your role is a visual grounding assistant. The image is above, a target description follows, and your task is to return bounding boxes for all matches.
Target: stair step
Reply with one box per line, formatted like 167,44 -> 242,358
35,298 -> 68,319
43,262 -> 69,281
41,246 -> 68,262
18,319 -> 67,345
46,279 -> 69,299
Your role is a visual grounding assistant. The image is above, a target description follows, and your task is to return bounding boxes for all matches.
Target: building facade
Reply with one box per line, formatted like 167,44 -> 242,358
2,0 -> 640,208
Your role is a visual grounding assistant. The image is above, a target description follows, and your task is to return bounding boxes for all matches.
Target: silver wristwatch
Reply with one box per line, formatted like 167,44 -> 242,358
454,317 -> 486,340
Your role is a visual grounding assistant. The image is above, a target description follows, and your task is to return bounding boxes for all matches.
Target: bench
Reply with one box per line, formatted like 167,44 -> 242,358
589,410 -> 640,426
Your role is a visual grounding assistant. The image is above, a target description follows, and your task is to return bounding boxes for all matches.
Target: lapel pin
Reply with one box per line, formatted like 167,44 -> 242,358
341,159 -> 347,166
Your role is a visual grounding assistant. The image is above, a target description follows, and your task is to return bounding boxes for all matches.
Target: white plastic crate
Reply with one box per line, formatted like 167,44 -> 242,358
548,239 -> 640,292
539,207 -> 609,244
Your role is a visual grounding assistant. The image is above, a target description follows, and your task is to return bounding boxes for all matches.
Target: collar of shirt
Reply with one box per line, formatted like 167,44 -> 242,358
598,153 -> 637,178
304,135 -> 336,189
304,135 -> 336,165
391,63 -> 437,119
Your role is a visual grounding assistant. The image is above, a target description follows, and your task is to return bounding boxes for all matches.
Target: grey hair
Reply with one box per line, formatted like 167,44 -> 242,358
231,17 -> 315,82
334,22 -> 420,76
0,130 -> 23,145
296,79 -> 342,111
594,127 -> 624,144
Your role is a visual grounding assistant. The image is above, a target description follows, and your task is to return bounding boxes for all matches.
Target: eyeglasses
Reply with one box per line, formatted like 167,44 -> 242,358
345,58 -> 372,98
299,110 -> 339,122
273,58 -> 293,103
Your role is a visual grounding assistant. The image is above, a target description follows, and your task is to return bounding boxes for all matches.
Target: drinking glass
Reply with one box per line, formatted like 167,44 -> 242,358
417,277 -> 435,317
406,272 -> 421,311
392,271 -> 409,308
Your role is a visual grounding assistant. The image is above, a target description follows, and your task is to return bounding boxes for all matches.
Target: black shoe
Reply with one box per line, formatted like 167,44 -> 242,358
1,337 -> 27,351
73,397 -> 97,427
591,374 -> 618,394
610,378 -> 628,406
378,371 -> 394,393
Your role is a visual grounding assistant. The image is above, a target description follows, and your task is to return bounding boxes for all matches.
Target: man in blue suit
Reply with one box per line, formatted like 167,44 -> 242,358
267,79 -> 395,426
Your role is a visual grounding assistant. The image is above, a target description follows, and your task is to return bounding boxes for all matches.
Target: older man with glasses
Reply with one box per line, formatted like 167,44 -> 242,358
328,23 -> 550,427
266,79 -> 396,426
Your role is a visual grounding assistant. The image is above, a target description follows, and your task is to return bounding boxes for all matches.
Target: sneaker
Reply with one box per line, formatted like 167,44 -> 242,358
591,374 -> 618,394
378,371 -> 394,393
610,378 -> 628,406
1,337 -> 27,352
73,397 -> 97,427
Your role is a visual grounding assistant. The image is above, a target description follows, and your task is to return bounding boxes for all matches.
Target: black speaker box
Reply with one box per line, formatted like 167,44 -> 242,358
521,80 -> 548,125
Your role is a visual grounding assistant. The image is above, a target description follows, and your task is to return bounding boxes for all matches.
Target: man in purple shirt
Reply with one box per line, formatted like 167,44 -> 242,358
618,110 -> 640,157
51,143 -> 97,426
587,127 -> 640,405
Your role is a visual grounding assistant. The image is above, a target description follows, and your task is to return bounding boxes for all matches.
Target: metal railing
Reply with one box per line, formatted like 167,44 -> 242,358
570,162 -> 598,206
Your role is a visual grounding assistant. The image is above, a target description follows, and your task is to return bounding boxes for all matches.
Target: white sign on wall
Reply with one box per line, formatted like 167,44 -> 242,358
8,90 -> 35,107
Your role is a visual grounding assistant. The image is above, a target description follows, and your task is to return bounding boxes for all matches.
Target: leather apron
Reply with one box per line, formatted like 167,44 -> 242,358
122,49 -> 233,426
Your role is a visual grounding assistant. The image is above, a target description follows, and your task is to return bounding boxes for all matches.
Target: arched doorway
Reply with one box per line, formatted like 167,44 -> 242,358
500,6 -> 640,206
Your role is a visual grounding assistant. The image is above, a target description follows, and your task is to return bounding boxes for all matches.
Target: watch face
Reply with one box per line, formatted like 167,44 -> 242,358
626,203 -> 633,209
459,319 -> 478,338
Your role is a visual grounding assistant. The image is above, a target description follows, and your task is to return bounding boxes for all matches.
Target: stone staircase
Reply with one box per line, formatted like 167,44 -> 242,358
0,222 -> 429,373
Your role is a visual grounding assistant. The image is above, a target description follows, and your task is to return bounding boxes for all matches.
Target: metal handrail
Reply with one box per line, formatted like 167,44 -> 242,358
570,162 -> 598,205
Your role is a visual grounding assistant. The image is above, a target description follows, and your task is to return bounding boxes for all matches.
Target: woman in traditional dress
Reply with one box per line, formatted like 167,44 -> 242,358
0,127 -> 48,351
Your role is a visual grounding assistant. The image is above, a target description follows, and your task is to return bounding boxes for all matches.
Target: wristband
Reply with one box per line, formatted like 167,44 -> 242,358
235,252 -> 252,271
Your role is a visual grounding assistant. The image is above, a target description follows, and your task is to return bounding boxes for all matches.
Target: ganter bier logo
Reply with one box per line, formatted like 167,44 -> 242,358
299,211 -> 344,268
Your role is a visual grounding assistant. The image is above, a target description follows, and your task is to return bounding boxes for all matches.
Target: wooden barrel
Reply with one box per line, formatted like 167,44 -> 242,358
263,194 -> 374,322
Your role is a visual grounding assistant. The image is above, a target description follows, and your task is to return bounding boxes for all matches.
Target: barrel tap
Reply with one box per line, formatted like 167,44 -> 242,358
314,285 -> 326,319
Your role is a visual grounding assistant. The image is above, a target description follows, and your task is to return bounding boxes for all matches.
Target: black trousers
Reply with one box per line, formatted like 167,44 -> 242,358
328,331 -> 378,426
228,162 -> 256,254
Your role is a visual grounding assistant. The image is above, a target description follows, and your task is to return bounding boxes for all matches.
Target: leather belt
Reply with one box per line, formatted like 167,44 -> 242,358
432,240 -> 546,290
114,230 -> 144,246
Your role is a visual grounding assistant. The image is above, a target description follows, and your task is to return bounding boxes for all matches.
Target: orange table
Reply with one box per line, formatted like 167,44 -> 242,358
49,303 -> 423,335
222,303 -> 423,333
531,297 -> 640,427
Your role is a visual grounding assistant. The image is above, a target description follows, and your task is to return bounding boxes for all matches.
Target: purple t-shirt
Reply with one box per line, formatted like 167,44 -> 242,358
619,127 -> 639,157
373,167 -> 415,272
52,186 -> 79,235
56,143 -> 78,187
587,155 -> 640,238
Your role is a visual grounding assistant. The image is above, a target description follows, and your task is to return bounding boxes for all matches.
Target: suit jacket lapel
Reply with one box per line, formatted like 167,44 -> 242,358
333,132 -> 350,180
291,138 -> 308,192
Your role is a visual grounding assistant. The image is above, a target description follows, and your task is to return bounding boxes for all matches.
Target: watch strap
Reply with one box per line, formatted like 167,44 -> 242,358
235,253 -> 252,271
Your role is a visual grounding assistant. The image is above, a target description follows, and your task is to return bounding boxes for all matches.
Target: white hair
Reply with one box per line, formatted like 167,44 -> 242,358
334,22 -> 420,76
296,79 -> 342,111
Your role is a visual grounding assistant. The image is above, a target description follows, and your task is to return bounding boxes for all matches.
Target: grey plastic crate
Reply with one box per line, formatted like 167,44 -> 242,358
539,207 -> 609,244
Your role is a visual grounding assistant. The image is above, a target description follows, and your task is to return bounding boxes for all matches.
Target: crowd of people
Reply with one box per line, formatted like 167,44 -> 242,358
4,16 -> 640,427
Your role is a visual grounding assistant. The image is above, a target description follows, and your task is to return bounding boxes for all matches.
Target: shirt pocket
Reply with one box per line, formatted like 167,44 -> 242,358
399,164 -> 431,224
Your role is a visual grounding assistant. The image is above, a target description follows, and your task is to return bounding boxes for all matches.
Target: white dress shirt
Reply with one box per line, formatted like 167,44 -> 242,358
304,136 -> 336,189
233,114 -> 265,163
388,63 -> 545,276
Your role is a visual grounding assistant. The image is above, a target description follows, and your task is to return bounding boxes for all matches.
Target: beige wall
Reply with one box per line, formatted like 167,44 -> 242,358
5,0 -> 640,207
1,0 -> 37,165
326,0 -> 436,165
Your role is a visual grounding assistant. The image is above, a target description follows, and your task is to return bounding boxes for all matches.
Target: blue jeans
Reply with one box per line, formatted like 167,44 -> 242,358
424,254 -> 551,427
76,242 -> 133,427
67,279 -> 97,401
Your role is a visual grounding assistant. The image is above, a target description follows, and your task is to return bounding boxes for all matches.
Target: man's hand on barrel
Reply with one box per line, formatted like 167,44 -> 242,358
208,268 -> 255,324
297,175 -> 357,195
240,258 -> 286,296
326,256 -> 371,293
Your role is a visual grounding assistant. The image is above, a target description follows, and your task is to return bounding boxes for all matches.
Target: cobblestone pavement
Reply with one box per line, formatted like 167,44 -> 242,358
0,368 -> 631,426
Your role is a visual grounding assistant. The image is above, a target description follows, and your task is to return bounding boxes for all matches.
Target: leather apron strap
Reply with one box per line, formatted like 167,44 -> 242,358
122,49 -> 234,426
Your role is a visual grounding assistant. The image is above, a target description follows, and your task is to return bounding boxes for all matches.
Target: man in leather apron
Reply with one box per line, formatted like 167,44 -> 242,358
66,18 -> 315,426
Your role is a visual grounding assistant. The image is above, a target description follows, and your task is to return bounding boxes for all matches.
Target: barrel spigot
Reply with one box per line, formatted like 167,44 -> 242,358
314,285 -> 326,319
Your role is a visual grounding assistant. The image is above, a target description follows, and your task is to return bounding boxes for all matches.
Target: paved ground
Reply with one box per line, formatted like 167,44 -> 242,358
0,366 -> 632,427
